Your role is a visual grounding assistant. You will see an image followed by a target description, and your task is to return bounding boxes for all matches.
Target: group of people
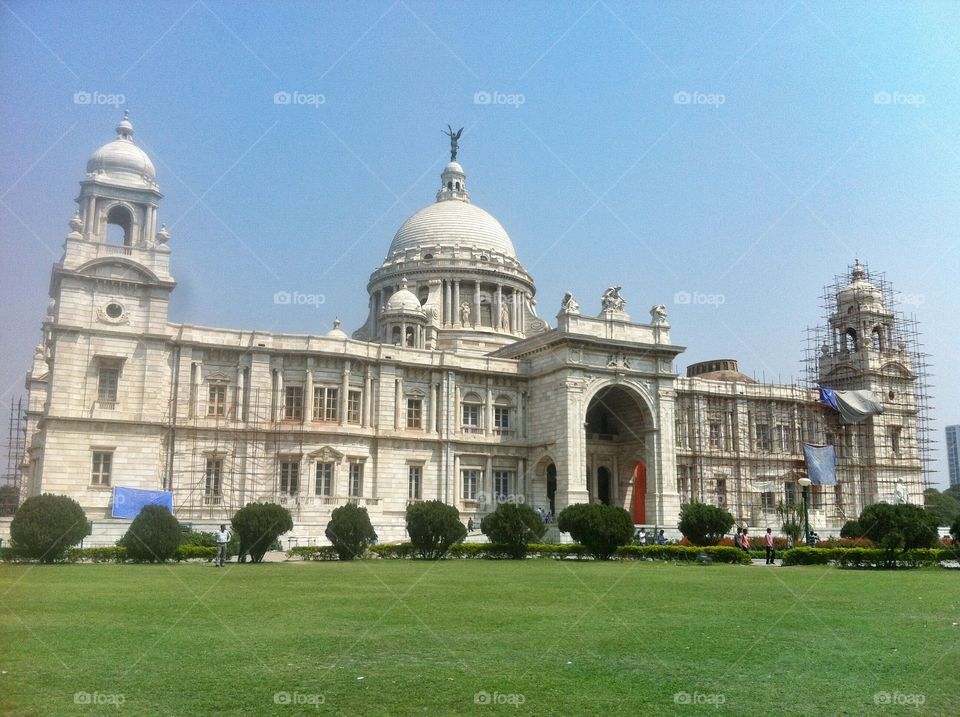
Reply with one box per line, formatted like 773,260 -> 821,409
634,528 -> 666,545
734,527 -> 777,564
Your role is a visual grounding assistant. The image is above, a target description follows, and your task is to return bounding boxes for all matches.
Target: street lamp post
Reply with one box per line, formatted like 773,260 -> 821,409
798,476 -> 812,546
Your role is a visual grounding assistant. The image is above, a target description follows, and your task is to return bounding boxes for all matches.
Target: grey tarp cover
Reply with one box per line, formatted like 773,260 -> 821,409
834,390 -> 883,424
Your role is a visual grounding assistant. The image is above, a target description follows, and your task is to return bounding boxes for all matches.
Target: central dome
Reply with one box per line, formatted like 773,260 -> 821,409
389,201 -> 517,258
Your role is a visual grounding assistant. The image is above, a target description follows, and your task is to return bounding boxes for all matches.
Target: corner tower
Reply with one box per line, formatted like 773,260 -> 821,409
353,131 -> 548,353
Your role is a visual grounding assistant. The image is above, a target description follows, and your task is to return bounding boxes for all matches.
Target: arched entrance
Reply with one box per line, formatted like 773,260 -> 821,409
546,464 -> 557,516
584,384 -> 653,521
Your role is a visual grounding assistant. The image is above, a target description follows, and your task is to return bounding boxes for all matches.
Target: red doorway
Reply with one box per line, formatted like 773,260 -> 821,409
632,462 -> 647,523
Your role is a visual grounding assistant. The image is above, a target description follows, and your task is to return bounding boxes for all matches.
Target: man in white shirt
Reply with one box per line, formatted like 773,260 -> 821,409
214,524 -> 231,567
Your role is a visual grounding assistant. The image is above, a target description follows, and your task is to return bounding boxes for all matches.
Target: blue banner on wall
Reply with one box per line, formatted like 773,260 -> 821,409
111,486 -> 174,519
802,444 -> 837,485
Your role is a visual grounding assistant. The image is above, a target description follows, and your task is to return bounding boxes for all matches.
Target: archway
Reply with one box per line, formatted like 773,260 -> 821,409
546,463 -> 557,516
632,462 -> 647,523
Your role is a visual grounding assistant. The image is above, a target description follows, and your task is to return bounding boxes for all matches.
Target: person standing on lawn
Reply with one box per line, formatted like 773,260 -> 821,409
764,528 -> 776,564
740,529 -> 751,553
734,528 -> 743,550
214,524 -> 231,567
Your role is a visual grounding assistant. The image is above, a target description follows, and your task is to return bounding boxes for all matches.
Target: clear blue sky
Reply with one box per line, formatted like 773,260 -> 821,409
1,1 -> 957,485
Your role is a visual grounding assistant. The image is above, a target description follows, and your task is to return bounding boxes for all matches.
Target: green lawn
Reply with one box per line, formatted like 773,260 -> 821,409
0,560 -> 957,716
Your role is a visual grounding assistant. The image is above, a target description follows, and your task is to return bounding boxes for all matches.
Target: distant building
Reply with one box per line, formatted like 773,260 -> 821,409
9,114 -> 930,544
947,426 -> 960,487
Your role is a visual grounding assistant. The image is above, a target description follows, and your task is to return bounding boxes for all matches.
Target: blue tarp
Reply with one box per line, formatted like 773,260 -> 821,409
817,387 -> 839,412
111,486 -> 174,519
816,387 -> 883,424
802,444 -> 837,485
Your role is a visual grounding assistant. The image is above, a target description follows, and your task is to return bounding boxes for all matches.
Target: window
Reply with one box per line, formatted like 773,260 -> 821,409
494,407 -> 511,431
348,461 -> 364,497
785,481 -> 798,508
408,465 -> 422,500
98,366 -> 119,403
462,394 -> 482,432
462,469 -> 480,501
810,485 -> 823,510
834,483 -> 844,511
347,390 -> 362,424
205,458 -> 223,500
761,491 -> 776,511
313,387 -> 338,422
494,470 -> 513,501
708,422 -> 721,449
406,398 -> 423,429
755,423 -> 772,452
91,451 -> 112,486
315,462 -> 333,497
208,384 -> 227,416
279,461 -> 300,495
284,385 -> 303,420
715,478 -> 727,506
775,424 -> 790,452
890,426 -> 902,454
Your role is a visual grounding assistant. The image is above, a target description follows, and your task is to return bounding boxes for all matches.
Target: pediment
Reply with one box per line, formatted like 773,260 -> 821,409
309,446 -> 344,462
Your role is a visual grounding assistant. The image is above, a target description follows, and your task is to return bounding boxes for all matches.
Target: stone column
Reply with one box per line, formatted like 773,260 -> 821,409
513,290 -> 521,333
495,284 -> 503,332
453,454 -> 461,505
235,363 -> 245,421
453,384 -> 461,435
275,369 -> 283,422
363,370 -> 373,427
429,382 -> 438,434
453,281 -> 461,325
485,455 -> 493,507
339,362 -> 350,426
484,382 -> 493,437
394,377 -> 403,430
192,362 -> 202,418
444,281 -> 452,327
304,368 -> 314,422
473,281 -> 481,326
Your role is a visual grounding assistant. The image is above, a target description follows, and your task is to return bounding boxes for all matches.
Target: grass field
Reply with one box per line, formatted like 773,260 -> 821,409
1,560 -> 957,716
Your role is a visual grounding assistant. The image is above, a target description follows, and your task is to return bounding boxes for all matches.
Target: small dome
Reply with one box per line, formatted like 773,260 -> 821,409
838,260 -> 882,305
86,112 -> 156,185
444,161 -> 464,175
326,318 -> 348,339
385,278 -> 424,313
389,201 -> 516,258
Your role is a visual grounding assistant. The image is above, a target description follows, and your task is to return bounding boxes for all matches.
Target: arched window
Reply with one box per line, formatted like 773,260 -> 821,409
447,181 -> 453,190
461,392 -> 483,432
844,328 -> 858,352
871,326 -> 883,352
405,326 -> 415,347
391,326 -> 401,345
455,181 -> 461,190
106,205 -> 133,246
417,287 -> 429,305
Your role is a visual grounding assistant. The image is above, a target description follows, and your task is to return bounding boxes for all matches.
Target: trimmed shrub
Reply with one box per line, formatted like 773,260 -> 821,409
840,519 -> 863,539
781,546 -> 954,568
557,503 -> 634,559
857,503 -> 939,554
286,545 -> 340,561
119,505 -> 181,562
616,544 -> 750,564
173,545 -> 217,562
678,501 -> 735,546
231,503 -> 293,563
10,494 -> 90,563
480,503 -> 545,559
405,500 -> 467,559
951,514 -> 960,544
65,546 -> 127,563
325,503 -> 377,560
181,530 -> 239,558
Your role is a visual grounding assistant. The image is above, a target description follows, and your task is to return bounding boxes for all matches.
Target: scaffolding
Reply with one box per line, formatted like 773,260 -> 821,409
801,259 -> 933,512
1,397 -> 26,515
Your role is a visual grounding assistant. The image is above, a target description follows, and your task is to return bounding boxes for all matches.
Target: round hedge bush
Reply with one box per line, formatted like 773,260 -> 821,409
678,501 -> 735,546
480,503 -> 545,559
558,503 -> 634,559
325,503 -> 377,560
119,504 -> 181,562
405,500 -> 467,559
232,502 -> 293,563
10,494 -> 90,562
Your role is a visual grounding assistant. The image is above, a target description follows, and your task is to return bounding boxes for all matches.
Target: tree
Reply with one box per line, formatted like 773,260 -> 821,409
951,513 -> 960,545
678,502 -> 735,546
10,494 -> 90,562
405,500 -> 467,559
776,500 -> 803,544
231,503 -> 293,563
923,488 -> 960,527
557,503 -> 634,559
480,503 -> 545,559
119,505 -> 181,562
857,502 -> 939,555
325,503 -> 377,560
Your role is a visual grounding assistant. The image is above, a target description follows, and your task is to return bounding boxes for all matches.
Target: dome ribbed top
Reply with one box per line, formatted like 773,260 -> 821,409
388,200 -> 516,258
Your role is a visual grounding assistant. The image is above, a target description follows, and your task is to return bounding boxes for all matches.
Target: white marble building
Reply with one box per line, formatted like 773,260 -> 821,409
12,115 -> 925,544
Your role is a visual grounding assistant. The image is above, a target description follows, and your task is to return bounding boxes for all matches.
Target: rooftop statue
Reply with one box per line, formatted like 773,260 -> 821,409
601,285 -> 625,312
443,125 -> 464,162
